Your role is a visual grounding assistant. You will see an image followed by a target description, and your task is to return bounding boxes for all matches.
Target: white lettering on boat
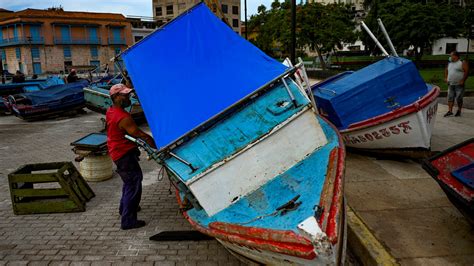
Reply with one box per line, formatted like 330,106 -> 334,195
343,121 -> 412,145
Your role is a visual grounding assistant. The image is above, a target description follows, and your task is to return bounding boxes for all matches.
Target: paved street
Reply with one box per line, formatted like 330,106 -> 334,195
0,99 -> 473,265
345,103 -> 474,265
0,112 -> 244,266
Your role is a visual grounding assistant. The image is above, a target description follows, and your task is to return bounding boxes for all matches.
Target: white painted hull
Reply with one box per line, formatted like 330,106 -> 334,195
342,99 -> 438,150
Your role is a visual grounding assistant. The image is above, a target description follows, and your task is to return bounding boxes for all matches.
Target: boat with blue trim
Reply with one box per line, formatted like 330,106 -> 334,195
312,57 -> 440,151
0,76 -> 64,114
120,3 -> 346,264
8,80 -> 88,120
83,80 -> 143,119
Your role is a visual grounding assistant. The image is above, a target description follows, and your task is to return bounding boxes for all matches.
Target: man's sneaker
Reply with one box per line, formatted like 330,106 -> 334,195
121,220 -> 146,230
455,111 -> 461,117
444,111 -> 453,117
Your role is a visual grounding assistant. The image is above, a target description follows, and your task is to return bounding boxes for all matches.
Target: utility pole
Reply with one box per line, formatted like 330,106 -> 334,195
244,0 -> 248,40
290,0 -> 296,64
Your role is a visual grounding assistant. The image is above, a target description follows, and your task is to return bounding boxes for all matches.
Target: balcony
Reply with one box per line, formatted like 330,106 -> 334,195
107,37 -> 126,45
53,37 -> 102,45
0,37 -> 44,47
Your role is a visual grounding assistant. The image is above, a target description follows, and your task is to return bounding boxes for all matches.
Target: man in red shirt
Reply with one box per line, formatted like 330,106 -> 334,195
106,84 -> 156,230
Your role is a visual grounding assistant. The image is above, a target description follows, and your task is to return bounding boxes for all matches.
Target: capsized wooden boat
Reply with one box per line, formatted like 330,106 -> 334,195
422,138 -> 474,226
312,57 -> 440,151
120,3 -> 346,264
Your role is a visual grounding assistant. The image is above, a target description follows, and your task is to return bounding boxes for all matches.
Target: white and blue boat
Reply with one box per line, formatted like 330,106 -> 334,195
312,57 -> 440,151
120,3 -> 346,264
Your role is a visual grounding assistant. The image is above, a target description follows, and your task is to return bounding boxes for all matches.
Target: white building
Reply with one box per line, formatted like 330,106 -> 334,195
431,37 -> 474,55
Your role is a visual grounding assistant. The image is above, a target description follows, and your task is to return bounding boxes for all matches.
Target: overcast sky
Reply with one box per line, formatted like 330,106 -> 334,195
1,0 -> 273,19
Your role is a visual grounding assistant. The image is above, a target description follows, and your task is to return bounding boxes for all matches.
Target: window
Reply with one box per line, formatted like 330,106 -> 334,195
166,5 -> 173,15
30,25 -> 41,41
61,26 -> 71,42
33,62 -> 42,74
63,46 -> 71,58
90,46 -> 98,57
232,19 -> 239,28
111,28 -> 122,43
1,49 -> 6,60
15,47 -> 21,59
155,6 -> 162,16
232,6 -> 239,15
134,36 -> 143,43
221,4 -> 228,14
19,62 -> 23,72
31,47 -> 40,59
446,43 -> 457,54
88,27 -> 98,42
90,60 -> 100,68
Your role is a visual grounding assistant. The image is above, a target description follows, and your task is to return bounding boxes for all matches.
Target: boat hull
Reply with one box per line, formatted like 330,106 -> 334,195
341,86 -> 439,150
217,198 -> 347,265
422,138 -> 474,226
172,113 -> 346,265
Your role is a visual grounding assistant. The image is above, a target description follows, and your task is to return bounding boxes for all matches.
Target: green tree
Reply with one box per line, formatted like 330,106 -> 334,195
299,3 -> 357,69
247,2 -> 356,65
363,1 -> 467,60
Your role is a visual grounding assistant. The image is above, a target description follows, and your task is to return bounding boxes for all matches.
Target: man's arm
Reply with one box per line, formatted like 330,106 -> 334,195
119,116 -> 157,149
461,61 -> 469,86
444,65 -> 448,83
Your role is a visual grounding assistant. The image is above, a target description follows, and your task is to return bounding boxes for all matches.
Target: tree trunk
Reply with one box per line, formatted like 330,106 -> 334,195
315,44 -> 327,70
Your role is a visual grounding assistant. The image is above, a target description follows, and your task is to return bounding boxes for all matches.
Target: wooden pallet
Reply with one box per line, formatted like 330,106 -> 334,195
8,162 -> 95,215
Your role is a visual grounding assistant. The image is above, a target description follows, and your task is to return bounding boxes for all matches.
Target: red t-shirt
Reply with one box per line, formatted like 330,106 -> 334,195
106,106 -> 137,161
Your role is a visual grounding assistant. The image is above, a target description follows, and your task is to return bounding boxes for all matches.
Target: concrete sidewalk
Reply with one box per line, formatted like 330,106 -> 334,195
345,104 -> 474,265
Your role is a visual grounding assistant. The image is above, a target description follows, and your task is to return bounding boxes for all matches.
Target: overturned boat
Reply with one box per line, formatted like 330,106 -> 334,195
422,138 -> 474,226
8,80 -> 88,120
312,57 -> 440,151
120,3 -> 346,264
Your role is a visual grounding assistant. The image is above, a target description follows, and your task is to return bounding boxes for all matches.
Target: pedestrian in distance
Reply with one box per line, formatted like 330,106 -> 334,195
106,84 -> 156,230
12,70 -> 25,83
66,69 -> 79,83
444,51 -> 469,117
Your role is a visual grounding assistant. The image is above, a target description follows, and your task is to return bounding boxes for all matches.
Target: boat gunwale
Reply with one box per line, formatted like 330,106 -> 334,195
422,138 -> 474,202
174,115 -> 346,261
341,85 -> 440,132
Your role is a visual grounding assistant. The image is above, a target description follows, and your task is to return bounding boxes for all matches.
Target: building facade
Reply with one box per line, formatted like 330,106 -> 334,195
152,0 -> 241,34
0,8 -> 133,75
127,16 -> 162,44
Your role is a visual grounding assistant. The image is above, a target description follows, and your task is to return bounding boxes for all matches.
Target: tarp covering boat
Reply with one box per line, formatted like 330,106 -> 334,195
121,2 -> 287,148
19,80 -> 88,105
314,57 -> 429,130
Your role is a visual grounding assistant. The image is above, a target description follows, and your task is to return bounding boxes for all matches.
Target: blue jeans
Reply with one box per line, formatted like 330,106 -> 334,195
115,148 -> 143,228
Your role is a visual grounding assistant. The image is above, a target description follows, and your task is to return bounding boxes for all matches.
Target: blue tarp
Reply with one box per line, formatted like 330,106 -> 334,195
313,57 -> 429,130
121,3 -> 287,148
21,80 -> 88,105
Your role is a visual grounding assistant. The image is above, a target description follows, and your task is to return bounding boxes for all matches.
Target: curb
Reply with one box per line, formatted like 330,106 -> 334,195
347,206 -> 399,266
